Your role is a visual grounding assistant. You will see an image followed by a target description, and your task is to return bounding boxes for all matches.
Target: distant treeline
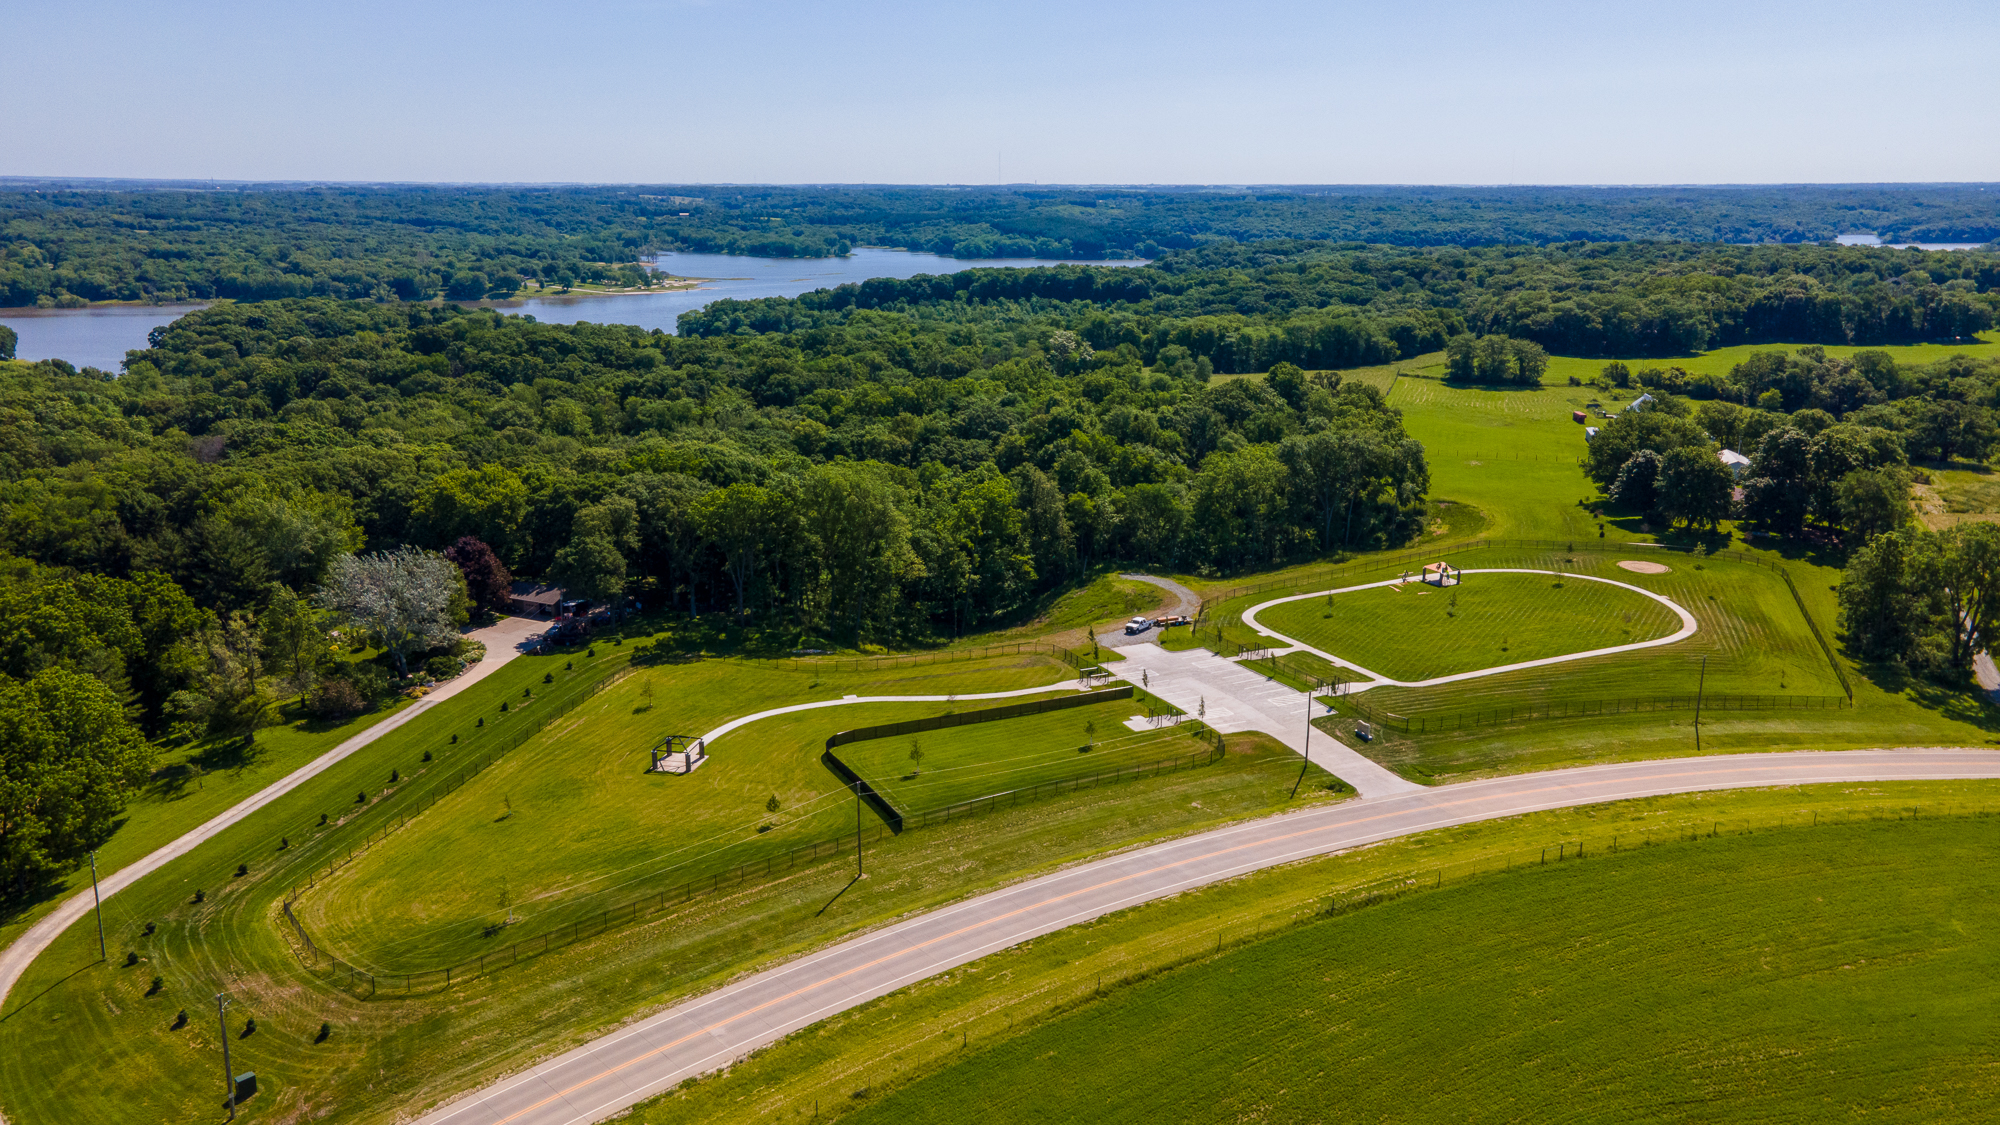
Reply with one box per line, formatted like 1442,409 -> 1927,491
5,181 -> 2000,309
684,241 -> 2000,363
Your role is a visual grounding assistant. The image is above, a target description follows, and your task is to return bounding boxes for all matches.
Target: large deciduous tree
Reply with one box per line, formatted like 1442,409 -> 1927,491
318,548 -> 461,675
0,667 -> 151,897
1655,447 -> 1736,530
694,484 -> 773,622
444,536 -> 514,615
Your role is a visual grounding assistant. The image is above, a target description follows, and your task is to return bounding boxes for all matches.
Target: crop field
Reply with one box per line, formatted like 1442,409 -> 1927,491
1257,569 -> 1682,681
298,654 -> 1075,969
621,780 -> 2000,1125
841,698 -> 1208,815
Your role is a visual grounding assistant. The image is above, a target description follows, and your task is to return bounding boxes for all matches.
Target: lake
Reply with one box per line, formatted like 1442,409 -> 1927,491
1835,234 -> 1989,251
0,248 -> 1146,371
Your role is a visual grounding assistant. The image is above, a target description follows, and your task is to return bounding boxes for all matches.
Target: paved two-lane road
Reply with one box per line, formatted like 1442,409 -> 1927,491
414,748 -> 2000,1125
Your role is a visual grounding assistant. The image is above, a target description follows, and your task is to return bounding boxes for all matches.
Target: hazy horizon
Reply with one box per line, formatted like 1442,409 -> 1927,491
5,0 -> 1996,185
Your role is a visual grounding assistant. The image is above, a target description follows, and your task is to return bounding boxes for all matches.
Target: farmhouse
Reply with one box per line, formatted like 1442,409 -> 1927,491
1626,392 -> 1656,413
1718,448 -> 1752,476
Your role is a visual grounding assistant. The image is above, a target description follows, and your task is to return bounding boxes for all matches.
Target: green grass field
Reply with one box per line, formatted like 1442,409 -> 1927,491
835,811 -> 2000,1124
842,697 -> 1209,815
1257,569 -> 1682,681
619,780 -> 2000,1125
8,333 -> 2000,1125
299,655 -> 1075,969
0,725 -> 1332,1125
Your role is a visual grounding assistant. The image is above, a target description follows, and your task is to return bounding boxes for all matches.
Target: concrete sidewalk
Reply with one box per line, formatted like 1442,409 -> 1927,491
1104,640 -> 1421,797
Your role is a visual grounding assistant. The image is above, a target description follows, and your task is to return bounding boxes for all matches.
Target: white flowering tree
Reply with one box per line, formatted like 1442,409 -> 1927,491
318,548 -> 461,675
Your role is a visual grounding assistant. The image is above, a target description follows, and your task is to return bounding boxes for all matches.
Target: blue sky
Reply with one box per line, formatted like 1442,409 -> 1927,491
4,0 -> 1996,184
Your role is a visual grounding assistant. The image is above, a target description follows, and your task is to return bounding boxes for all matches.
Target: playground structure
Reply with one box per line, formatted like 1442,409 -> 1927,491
650,734 -> 708,775
1419,561 -> 1461,587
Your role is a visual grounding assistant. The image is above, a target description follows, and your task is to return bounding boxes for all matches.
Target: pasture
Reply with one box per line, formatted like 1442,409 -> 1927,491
840,697 -> 1206,815
1256,569 -> 1682,681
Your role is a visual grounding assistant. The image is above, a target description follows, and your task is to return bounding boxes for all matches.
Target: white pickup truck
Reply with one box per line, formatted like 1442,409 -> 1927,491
1123,616 -> 1153,635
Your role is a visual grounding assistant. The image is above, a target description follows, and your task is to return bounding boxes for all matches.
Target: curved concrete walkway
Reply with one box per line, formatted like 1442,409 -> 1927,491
411,748 -> 2000,1125
0,616 -> 545,1020
695,679 -> 1087,749
1241,569 -> 1699,691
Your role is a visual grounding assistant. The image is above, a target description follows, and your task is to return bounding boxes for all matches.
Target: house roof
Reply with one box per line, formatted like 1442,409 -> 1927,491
1718,449 -> 1752,467
509,581 -> 565,606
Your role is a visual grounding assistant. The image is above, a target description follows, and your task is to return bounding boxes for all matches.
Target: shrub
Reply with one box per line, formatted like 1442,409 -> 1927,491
389,768 -> 400,783
423,654 -> 459,680
143,921 -> 155,936
316,1021 -> 331,1043
345,661 -> 391,699
192,889 -> 204,903
422,750 -> 432,762
148,975 -> 163,995
234,863 -> 247,877
125,951 -> 138,966
306,678 -> 367,719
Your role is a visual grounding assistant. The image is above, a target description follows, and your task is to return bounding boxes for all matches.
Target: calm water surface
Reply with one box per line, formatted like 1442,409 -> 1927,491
0,248 -> 1145,370
1835,234 -> 1989,251
0,304 -> 210,371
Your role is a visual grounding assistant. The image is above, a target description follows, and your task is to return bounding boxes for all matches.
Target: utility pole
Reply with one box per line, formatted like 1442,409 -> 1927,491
1289,686 -> 1314,799
88,852 -> 105,962
854,783 -> 863,878
217,991 -> 236,1120
1694,655 -> 1707,753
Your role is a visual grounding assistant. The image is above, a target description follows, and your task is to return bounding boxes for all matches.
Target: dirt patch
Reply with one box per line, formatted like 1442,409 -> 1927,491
1616,560 -> 1672,574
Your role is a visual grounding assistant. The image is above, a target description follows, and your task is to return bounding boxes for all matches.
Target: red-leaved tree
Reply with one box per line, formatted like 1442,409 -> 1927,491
444,536 -> 513,614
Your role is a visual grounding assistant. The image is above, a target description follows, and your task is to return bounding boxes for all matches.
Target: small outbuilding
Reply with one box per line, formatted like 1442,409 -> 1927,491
1572,410 -> 1588,424
1718,448 -> 1752,477
1584,426 -> 1600,442
1627,392 -> 1656,413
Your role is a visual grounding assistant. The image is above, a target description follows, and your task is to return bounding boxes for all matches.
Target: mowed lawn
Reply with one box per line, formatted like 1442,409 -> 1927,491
1258,569 -> 1682,681
840,815 -> 2000,1125
301,655 -> 1077,968
842,698 -> 1209,815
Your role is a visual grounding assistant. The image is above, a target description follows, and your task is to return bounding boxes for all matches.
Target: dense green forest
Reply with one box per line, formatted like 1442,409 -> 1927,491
5,244 -> 2000,889
6,181 -> 2000,309
689,241 -> 1999,360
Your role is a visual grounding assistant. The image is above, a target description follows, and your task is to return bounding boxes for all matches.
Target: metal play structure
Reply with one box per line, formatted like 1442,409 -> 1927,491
1420,561 -> 1461,587
649,734 -> 708,775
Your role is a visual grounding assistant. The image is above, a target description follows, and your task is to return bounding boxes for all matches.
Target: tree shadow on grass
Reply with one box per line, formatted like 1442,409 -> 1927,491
1853,659 -> 2000,737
